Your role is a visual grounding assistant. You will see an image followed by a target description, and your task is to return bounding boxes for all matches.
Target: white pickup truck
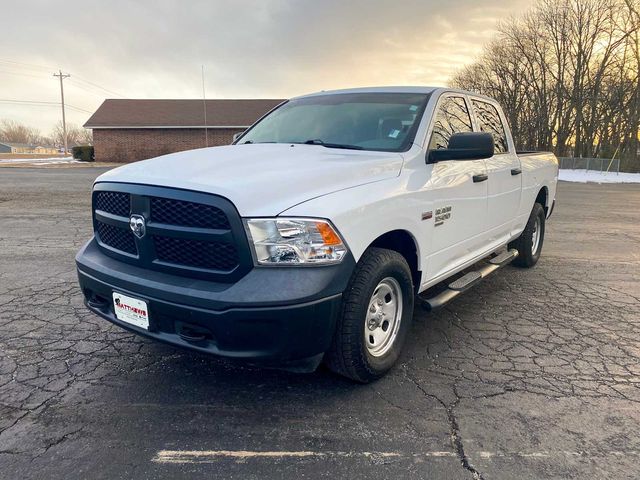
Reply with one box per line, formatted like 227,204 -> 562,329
76,87 -> 558,382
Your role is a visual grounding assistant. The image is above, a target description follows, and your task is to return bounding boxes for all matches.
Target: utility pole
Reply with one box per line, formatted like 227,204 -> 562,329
53,70 -> 71,154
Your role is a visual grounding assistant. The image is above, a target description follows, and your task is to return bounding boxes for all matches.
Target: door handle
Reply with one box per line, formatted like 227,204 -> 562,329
511,168 -> 522,176
472,174 -> 488,183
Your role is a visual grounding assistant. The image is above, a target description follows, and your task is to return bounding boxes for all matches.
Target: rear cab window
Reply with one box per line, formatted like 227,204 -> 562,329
471,100 -> 509,153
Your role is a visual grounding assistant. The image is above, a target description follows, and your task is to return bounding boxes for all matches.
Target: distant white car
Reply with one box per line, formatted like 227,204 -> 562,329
76,87 -> 558,382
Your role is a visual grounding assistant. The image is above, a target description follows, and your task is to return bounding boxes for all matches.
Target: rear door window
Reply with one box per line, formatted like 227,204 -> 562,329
471,100 -> 508,153
427,96 -> 473,150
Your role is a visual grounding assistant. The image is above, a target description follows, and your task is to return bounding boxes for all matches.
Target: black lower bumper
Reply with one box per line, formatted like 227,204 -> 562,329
76,238 -> 354,369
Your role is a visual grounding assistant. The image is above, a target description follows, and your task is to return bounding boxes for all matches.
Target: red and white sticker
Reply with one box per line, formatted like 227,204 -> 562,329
113,292 -> 149,330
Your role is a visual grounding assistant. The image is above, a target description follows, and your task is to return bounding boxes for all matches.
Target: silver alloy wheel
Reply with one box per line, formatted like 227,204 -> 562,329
365,277 -> 403,357
531,215 -> 541,255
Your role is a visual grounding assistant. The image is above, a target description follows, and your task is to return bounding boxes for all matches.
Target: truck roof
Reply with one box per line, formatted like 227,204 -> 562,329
294,86 -> 439,99
293,86 -> 501,107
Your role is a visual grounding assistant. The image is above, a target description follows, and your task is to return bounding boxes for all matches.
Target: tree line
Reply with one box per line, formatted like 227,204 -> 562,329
0,119 -> 92,149
452,0 -> 639,172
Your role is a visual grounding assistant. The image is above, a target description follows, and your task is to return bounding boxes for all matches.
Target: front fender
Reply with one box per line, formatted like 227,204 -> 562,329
280,176 -> 428,269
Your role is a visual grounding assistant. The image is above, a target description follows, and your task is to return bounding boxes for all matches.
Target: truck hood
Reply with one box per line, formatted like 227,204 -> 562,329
96,144 -> 403,216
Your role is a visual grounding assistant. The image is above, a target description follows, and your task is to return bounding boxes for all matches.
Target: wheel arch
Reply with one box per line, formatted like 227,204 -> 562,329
536,186 -> 549,214
367,230 -> 421,291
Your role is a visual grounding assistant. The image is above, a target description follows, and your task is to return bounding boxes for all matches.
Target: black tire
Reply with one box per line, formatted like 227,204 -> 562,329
324,247 -> 414,383
509,202 -> 545,268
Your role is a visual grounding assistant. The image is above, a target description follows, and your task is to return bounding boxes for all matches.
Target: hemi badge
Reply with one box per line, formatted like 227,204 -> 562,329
421,211 -> 433,221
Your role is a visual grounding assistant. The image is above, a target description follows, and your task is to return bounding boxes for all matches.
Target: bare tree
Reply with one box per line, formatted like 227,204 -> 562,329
0,120 -> 43,145
79,128 -> 93,146
50,122 -> 85,148
452,0 -> 640,172
1,119 -> 93,150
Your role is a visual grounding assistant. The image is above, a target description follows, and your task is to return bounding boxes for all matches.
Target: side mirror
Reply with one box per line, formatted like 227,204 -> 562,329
427,132 -> 494,163
232,131 -> 245,143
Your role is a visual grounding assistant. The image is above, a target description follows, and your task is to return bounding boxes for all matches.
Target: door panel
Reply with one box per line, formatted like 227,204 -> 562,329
471,99 -> 521,244
425,159 -> 488,281
422,94 -> 489,283
485,153 -> 521,242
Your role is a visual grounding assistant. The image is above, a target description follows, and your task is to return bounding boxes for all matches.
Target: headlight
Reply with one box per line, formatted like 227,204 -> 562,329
245,218 -> 347,265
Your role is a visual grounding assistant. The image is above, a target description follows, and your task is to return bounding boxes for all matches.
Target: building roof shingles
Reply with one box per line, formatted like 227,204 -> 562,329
84,99 -> 284,128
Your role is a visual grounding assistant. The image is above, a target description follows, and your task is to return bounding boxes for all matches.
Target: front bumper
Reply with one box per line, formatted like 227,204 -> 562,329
76,238 -> 354,368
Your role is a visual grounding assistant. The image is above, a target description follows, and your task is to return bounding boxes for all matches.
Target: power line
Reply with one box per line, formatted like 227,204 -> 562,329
67,79 -> 111,98
0,70 -> 46,79
1,71 -> 119,100
0,99 -> 94,113
0,58 -> 126,98
1,59 -> 119,135
0,99 -> 60,105
0,59 -> 53,72
70,75 -> 126,98
66,79 -> 127,100
66,104 -> 94,114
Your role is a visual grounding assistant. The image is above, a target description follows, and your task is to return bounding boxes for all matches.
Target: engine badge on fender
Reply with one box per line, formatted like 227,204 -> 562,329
435,206 -> 452,226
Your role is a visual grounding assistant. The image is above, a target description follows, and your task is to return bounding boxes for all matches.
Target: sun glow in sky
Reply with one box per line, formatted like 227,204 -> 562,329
2,0 -> 532,132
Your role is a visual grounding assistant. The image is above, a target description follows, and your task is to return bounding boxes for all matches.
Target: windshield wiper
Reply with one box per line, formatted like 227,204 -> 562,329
302,139 -> 363,150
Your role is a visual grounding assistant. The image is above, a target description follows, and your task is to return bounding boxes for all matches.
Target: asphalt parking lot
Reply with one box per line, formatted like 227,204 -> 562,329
1,168 -> 639,479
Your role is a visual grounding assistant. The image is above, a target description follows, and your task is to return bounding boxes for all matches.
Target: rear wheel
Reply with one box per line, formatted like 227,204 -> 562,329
325,247 -> 414,383
510,202 -> 545,268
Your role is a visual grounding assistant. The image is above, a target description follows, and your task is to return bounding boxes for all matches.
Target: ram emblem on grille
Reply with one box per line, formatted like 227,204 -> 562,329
129,214 -> 146,239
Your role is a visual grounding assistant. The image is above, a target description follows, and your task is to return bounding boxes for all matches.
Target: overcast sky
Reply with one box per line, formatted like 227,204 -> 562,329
2,0 -> 532,133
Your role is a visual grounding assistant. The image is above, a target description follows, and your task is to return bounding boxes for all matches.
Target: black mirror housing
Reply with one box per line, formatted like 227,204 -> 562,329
427,132 -> 494,163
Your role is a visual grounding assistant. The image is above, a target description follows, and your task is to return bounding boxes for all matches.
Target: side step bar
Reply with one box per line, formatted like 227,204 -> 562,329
419,249 -> 519,311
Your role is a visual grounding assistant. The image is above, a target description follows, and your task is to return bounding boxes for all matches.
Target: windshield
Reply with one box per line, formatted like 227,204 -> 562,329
237,92 -> 430,152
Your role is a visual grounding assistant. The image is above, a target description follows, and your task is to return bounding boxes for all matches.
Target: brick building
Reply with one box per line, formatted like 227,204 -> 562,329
84,99 -> 284,163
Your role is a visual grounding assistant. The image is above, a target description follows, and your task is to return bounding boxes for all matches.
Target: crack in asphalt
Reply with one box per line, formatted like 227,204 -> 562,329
446,402 -> 484,480
404,371 -> 485,479
31,426 -> 85,462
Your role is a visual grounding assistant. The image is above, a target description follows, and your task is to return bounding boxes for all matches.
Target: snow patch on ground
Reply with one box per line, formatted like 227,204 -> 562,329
0,157 -> 80,165
559,169 -> 640,184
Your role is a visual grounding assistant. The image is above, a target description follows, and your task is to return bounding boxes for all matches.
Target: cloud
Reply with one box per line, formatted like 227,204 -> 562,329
1,0 -> 532,131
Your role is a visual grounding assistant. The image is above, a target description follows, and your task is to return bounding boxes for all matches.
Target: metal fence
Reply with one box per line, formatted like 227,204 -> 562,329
559,157 -> 620,173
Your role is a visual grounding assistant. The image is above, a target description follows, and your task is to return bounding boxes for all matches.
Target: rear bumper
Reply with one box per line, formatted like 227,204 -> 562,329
76,238 -> 354,367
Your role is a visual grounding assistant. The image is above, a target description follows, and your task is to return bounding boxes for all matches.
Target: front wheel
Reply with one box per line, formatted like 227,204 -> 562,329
509,202 -> 546,268
324,247 -> 414,383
